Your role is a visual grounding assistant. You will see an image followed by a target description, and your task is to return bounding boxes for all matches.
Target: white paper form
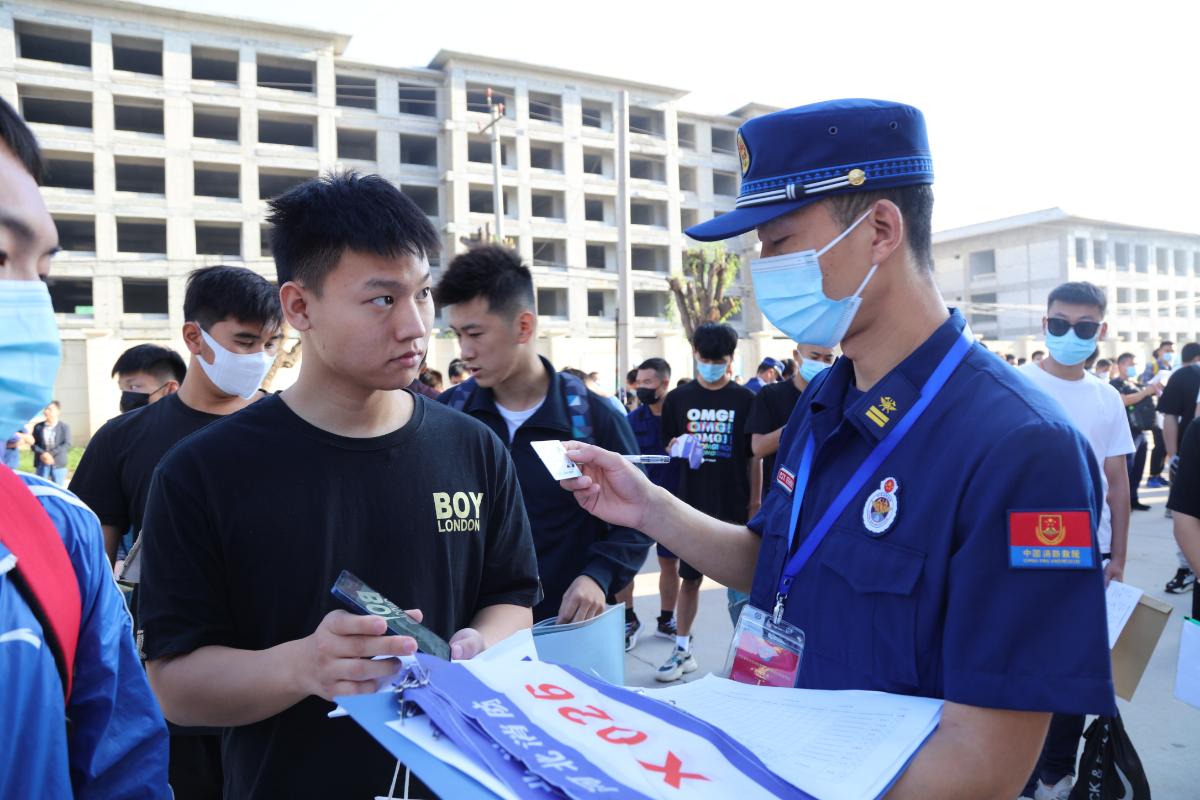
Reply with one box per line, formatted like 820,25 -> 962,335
1106,580 -> 1144,648
651,674 -> 942,800
1175,617 -> 1200,710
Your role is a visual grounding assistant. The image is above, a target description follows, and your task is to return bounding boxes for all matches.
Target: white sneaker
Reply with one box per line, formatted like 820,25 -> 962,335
1034,775 -> 1073,800
655,647 -> 698,682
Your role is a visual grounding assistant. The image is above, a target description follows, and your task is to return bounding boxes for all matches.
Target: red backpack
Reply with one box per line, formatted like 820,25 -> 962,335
0,467 -> 81,700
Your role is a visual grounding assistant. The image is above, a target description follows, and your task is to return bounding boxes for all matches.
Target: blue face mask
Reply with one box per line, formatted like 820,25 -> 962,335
798,358 -> 831,383
750,209 -> 876,348
0,281 -> 62,440
1044,329 -> 1097,367
1126,365 -> 1137,378
695,360 -> 727,383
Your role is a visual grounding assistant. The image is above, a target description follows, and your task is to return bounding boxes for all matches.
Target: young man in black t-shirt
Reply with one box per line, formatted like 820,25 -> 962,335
1108,351 -> 1161,512
112,343 -> 187,413
657,322 -> 755,681
747,342 -> 835,501
71,267 -> 283,799
72,267 -> 282,567
138,174 -> 540,800
1160,343 -> 1200,468
1169,418 -> 1200,621
1159,343 -> 1200,592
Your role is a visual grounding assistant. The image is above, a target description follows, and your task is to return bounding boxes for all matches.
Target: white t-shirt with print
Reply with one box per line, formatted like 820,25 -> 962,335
1019,362 -> 1135,554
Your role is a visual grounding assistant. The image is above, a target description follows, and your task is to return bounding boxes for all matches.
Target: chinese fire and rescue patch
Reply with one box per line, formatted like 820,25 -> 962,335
1008,510 -> 1094,568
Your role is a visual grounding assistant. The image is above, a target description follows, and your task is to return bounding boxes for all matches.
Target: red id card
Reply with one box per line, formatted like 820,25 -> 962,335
723,605 -> 804,688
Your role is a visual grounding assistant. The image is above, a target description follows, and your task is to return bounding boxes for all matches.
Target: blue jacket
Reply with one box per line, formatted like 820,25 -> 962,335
439,358 -> 650,620
0,472 -> 169,798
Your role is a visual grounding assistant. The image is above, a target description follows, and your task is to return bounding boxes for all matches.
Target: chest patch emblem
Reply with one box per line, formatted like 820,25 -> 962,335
862,477 -> 899,536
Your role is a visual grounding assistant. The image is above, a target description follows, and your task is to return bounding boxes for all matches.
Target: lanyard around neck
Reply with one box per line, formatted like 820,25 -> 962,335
774,328 -> 974,623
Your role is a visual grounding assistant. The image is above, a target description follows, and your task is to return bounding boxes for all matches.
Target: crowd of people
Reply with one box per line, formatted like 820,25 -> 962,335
3,90 -> 1199,800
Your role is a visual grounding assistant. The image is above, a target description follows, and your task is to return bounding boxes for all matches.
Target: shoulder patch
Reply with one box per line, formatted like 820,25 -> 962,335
775,466 -> 795,495
1008,510 -> 1094,568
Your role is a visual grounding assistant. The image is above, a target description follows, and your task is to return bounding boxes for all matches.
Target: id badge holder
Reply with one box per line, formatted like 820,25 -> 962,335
722,604 -> 804,687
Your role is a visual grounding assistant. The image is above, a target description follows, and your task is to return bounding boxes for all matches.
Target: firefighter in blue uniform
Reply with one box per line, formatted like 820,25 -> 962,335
559,99 -> 1115,797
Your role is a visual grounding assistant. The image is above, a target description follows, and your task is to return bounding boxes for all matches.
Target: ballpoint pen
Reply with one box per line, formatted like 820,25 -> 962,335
621,454 -> 671,464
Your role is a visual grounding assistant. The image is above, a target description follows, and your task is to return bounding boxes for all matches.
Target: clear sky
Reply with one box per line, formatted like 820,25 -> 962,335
146,0 -> 1198,235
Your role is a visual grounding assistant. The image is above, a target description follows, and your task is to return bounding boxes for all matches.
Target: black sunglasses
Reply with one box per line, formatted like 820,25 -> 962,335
1047,318 -> 1101,339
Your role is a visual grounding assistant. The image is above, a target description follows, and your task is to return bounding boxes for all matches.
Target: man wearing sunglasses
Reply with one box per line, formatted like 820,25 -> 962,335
1017,281 -> 1133,800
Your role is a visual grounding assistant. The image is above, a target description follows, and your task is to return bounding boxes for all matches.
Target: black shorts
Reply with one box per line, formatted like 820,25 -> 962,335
655,542 -> 676,559
678,560 -> 703,582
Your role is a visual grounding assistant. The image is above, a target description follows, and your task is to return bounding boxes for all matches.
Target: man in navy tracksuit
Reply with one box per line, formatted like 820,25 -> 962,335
436,246 -> 649,623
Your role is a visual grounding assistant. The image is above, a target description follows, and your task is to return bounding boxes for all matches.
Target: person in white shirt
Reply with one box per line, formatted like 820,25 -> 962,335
1017,281 -> 1133,800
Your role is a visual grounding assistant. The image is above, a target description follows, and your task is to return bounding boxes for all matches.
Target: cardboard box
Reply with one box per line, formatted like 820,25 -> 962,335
1111,594 -> 1172,701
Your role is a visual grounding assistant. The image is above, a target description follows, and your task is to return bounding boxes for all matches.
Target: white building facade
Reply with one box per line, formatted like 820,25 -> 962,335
1,0 -> 785,440
934,208 -> 1200,356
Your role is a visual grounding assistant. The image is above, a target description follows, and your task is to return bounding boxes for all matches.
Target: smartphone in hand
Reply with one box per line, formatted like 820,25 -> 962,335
330,570 -> 451,660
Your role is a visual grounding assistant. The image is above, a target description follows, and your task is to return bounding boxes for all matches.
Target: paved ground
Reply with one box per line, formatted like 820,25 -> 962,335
622,484 -> 1199,796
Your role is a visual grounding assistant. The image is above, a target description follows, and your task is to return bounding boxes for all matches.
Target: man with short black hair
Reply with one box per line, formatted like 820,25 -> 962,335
614,357 -> 677,649
1144,341 -> 1176,488
447,358 -> 469,385
139,174 -> 540,799
1159,342 -> 1200,591
0,93 -> 168,798
435,245 -> 646,624
657,322 -> 755,680
1032,349 -> 1045,363
72,266 -> 282,566
112,343 -> 187,413
71,265 -> 283,798
560,99 -> 1115,798
1111,351 -> 1162,512
31,400 -> 70,485
1168,417 -> 1200,622
1017,281 -> 1132,798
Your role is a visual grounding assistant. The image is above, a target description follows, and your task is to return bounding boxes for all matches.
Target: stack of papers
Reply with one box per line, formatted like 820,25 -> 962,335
651,675 -> 942,800
1177,617 -> 1200,710
1105,580 -> 1143,648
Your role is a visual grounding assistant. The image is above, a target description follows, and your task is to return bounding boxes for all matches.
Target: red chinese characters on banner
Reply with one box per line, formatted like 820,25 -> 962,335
524,682 -> 708,788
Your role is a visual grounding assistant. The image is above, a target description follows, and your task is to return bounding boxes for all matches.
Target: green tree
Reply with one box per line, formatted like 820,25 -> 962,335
668,244 -> 743,341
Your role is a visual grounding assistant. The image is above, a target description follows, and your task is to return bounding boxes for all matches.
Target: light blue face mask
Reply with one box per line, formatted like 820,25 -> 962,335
1044,329 -> 1097,367
695,360 -> 727,383
798,358 -> 831,383
0,281 -> 62,440
1126,365 -> 1137,378
751,209 -> 876,348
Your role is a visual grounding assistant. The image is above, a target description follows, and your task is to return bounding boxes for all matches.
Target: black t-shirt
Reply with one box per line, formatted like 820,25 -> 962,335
69,393 -> 223,537
1159,364 -> 1200,450
746,379 -> 803,497
1167,418 -> 1200,619
661,380 -> 755,524
139,393 -> 540,800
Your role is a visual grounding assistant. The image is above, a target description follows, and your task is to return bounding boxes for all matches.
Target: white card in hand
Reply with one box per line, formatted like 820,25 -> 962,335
530,440 -> 583,480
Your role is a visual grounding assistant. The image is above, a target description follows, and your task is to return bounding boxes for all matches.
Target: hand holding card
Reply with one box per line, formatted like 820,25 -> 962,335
530,440 -> 584,480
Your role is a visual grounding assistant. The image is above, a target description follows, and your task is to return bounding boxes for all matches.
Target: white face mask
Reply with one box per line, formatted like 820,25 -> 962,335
196,328 -> 273,399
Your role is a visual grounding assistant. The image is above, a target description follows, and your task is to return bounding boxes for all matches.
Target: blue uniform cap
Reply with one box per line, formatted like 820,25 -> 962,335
685,98 -> 934,242
758,358 -> 784,374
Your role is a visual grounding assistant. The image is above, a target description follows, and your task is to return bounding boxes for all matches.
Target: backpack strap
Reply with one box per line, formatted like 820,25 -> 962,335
450,372 -> 594,444
559,372 -> 593,444
0,468 -> 81,701
445,376 -> 478,413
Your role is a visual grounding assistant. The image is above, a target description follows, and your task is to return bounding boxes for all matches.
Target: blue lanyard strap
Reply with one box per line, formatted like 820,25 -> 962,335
774,328 -> 974,623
